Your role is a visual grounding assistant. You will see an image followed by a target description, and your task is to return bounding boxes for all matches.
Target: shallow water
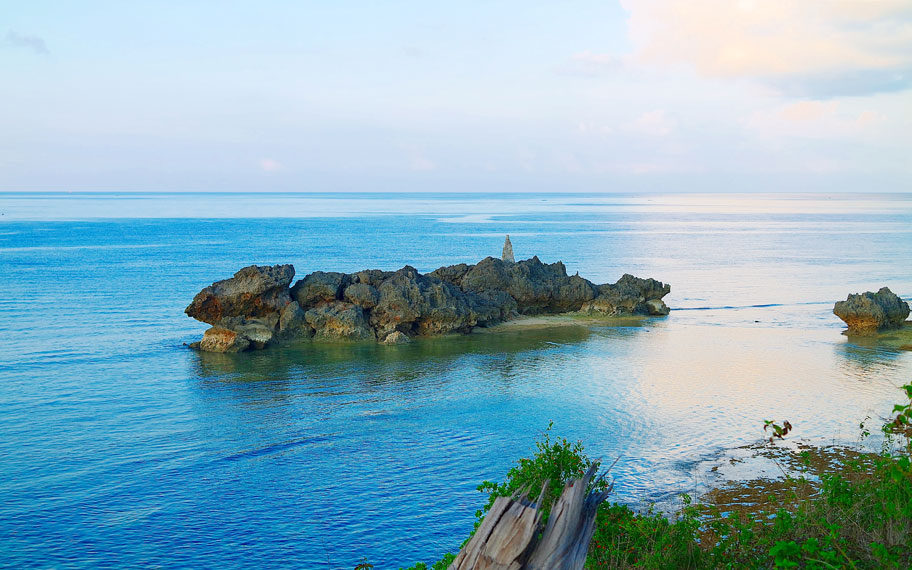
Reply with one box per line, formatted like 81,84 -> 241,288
0,192 -> 911,569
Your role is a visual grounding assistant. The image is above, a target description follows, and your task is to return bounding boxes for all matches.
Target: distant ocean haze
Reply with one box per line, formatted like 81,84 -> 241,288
0,192 -> 910,569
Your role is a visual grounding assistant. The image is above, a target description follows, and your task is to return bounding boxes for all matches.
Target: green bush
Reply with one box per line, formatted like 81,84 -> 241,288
394,384 -> 912,570
475,421 -> 605,526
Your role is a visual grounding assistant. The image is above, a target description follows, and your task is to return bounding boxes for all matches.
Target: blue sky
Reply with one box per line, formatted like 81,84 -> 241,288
2,1 -> 911,192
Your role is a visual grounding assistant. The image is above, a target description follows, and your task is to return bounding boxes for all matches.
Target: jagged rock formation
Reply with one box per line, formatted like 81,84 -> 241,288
184,264 -> 306,349
834,287 -> 910,335
502,235 -> 515,263
186,256 -> 671,352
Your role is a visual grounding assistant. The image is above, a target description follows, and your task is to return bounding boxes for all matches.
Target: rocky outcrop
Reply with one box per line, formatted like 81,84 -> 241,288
581,274 -> 671,316
370,266 -> 485,338
186,253 -> 671,352
185,264 -> 310,351
446,256 -> 599,314
186,264 -> 295,325
834,287 -> 910,335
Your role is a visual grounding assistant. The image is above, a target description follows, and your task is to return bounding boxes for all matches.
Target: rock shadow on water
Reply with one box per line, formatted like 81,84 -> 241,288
190,323 -> 597,387
834,326 -> 911,382
831,285 -> 911,381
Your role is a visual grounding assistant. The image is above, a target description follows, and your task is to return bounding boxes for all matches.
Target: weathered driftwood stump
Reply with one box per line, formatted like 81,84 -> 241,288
449,464 -> 611,570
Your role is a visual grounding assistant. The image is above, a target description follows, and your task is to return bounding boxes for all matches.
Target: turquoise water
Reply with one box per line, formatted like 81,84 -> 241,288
1,192 -> 911,569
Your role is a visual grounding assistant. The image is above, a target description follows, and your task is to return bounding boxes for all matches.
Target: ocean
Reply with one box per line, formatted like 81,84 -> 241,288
1,192 -> 911,569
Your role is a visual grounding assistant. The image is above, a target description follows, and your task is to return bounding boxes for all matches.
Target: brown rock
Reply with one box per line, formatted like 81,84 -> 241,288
305,301 -> 374,341
834,287 -> 910,335
185,264 -> 294,325
381,331 -> 411,345
645,298 -> 670,316
199,327 -> 251,353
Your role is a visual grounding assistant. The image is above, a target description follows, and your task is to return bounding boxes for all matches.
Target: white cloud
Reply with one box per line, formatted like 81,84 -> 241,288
577,121 -> 613,135
776,101 -> 839,123
744,100 -> 886,139
623,109 -> 676,137
558,51 -> 622,76
620,0 -> 912,96
258,158 -> 282,172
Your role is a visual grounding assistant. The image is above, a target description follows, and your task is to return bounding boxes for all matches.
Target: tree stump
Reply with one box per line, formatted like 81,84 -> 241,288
449,464 -> 611,570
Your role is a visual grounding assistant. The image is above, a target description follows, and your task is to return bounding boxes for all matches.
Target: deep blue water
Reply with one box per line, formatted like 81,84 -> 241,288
1,193 -> 911,569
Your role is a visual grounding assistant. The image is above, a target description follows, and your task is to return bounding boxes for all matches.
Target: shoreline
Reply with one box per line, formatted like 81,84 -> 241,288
473,312 -> 652,332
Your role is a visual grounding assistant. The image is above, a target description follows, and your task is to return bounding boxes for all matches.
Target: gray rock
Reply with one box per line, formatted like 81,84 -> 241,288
834,287 -> 910,335
370,266 -> 480,338
613,274 -> 671,301
502,235 -> 515,263
381,331 -> 411,345
305,301 -> 374,341
234,321 -> 276,349
583,274 -> 672,316
429,263 -> 472,285
554,274 -> 598,312
579,296 -> 628,316
278,301 -> 312,340
471,290 -> 518,324
291,271 -> 348,307
506,256 -> 571,312
462,257 -> 512,294
350,269 -> 394,288
344,283 -> 381,309
461,256 -> 595,314
645,298 -> 670,316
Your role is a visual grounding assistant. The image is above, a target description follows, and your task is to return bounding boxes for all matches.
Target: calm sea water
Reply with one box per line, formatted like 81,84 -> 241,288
1,192 -> 911,569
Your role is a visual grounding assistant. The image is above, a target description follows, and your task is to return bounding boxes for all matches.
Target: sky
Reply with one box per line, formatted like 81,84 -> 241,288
1,1 -> 911,193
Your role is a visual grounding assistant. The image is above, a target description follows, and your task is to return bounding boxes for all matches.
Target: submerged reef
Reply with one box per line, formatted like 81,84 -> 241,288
185,244 -> 670,352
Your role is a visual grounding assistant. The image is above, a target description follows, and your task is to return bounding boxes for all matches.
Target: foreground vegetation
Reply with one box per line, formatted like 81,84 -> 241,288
396,384 -> 912,570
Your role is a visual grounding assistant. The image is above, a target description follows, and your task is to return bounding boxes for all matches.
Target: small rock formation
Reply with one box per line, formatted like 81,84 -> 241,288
185,264 -> 305,350
380,331 -> 411,345
502,235 -> 515,263
834,287 -> 910,335
581,274 -> 670,316
185,246 -> 671,352
198,327 -> 250,353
